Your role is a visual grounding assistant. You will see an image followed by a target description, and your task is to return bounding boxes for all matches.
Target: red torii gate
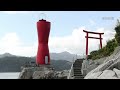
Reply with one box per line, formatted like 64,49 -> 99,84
83,30 -> 104,58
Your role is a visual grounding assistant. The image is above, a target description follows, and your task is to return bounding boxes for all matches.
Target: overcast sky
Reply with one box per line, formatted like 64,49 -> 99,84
0,11 -> 119,56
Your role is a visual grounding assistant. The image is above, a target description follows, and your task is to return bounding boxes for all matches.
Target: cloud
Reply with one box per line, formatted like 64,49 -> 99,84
0,32 -> 37,56
49,27 -> 116,55
0,27 -> 116,57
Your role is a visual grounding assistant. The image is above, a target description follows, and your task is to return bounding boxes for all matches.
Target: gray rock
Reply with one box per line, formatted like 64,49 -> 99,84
94,62 -> 100,65
81,60 -> 89,75
113,68 -> 120,78
106,58 -> 120,70
81,60 -> 99,76
98,70 -> 116,79
19,65 -> 55,79
84,71 -> 103,79
84,46 -> 120,79
18,68 -> 33,79
54,70 -> 68,79
84,59 -> 115,79
19,65 -> 69,79
99,76 -> 118,79
85,70 -> 118,79
82,60 -> 89,69
32,70 -> 54,79
89,60 -> 95,65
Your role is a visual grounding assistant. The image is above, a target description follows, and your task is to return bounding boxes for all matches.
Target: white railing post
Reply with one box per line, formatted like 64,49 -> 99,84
67,57 -> 75,79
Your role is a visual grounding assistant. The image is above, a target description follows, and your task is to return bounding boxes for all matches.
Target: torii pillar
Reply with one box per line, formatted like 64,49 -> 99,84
83,30 -> 104,58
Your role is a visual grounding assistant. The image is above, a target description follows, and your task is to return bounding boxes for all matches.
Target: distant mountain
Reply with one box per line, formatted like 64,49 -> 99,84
0,51 -> 85,62
50,51 -> 84,62
0,55 -> 72,72
0,53 -> 16,58
0,51 -> 84,72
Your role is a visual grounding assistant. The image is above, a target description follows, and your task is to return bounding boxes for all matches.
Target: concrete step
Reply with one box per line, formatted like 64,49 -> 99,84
74,72 -> 82,73
74,70 -> 82,71
73,66 -> 81,68
73,59 -> 84,79
73,68 -> 81,69
74,77 -> 84,79
73,63 -> 82,64
73,64 -> 82,66
74,77 -> 84,78
74,70 -> 81,72
74,69 -> 81,70
73,67 -> 81,68
74,72 -> 82,74
74,73 -> 82,74
73,63 -> 82,65
73,67 -> 81,69
73,66 -> 81,67
74,62 -> 82,64
74,69 -> 81,71
74,60 -> 83,62
74,62 -> 83,64
73,65 -> 82,66
74,75 -> 84,77
74,70 -> 82,72
74,76 -> 84,79
74,74 -> 83,76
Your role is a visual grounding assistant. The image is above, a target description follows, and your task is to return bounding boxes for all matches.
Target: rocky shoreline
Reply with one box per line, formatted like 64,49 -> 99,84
83,46 -> 120,79
19,65 -> 69,79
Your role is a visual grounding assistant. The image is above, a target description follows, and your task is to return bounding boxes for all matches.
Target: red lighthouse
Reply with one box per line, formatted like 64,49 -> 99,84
36,19 -> 51,65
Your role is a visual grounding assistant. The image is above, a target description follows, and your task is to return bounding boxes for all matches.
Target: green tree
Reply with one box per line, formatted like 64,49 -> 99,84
115,19 -> 120,45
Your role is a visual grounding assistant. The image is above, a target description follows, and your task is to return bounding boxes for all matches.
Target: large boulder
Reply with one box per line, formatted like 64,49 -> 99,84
54,70 -> 69,79
84,46 -> 120,79
85,70 -> 118,79
18,68 -> 33,79
84,71 -> 102,79
81,60 -> 99,76
113,68 -> 120,78
84,59 -> 119,79
98,70 -> 116,79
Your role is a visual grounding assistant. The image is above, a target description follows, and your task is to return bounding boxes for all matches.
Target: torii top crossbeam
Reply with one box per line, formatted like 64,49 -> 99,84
83,30 -> 104,58
83,30 -> 104,34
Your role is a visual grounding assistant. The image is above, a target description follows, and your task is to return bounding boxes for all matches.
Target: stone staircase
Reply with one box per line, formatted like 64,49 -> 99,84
73,59 -> 84,79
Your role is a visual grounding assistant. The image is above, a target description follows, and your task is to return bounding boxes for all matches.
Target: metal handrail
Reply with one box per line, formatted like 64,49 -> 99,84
67,58 -> 75,79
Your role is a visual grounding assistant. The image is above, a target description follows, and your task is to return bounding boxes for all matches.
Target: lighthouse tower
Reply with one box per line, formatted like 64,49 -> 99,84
36,19 -> 51,65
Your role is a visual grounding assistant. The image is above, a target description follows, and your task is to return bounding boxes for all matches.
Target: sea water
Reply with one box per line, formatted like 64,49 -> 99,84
0,72 -> 20,79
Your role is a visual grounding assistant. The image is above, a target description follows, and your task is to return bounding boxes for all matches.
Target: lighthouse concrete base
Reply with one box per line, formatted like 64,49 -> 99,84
18,65 -> 55,79
18,65 -> 68,79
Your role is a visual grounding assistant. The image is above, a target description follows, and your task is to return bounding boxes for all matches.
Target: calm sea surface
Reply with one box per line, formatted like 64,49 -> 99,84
0,72 -> 20,79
